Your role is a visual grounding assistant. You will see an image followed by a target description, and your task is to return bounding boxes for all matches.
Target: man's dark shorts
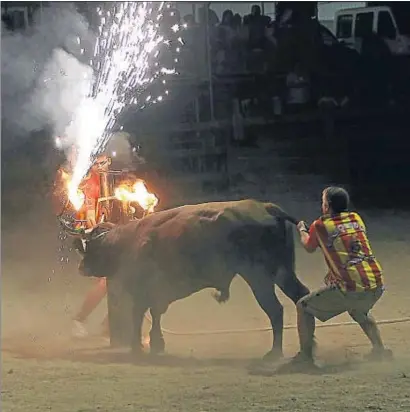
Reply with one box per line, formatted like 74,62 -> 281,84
298,285 -> 384,323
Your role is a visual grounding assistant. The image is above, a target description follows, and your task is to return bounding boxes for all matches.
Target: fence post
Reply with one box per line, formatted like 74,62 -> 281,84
204,3 -> 214,120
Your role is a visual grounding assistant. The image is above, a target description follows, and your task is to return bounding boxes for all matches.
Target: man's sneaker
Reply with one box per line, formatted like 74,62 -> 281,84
72,320 -> 88,338
364,348 -> 393,362
289,352 -> 317,365
277,352 -> 319,373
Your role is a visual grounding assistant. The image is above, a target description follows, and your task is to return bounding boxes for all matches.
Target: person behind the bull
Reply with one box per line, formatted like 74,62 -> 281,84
50,145 -> 107,338
72,133 -> 139,338
289,186 -> 392,369
71,153 -> 110,338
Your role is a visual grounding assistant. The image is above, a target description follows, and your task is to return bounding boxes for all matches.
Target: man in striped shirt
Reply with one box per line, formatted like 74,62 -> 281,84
291,186 -> 392,368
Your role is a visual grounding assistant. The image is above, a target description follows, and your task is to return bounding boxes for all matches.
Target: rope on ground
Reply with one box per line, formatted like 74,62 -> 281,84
144,314 -> 410,336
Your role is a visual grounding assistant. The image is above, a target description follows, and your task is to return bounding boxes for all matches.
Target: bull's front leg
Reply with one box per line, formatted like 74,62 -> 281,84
149,306 -> 166,355
131,300 -> 149,357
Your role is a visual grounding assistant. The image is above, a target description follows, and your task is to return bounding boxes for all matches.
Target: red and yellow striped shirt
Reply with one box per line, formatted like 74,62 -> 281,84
307,212 -> 383,292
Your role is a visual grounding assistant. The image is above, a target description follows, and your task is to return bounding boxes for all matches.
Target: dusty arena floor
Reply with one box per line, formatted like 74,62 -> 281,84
2,202 -> 410,412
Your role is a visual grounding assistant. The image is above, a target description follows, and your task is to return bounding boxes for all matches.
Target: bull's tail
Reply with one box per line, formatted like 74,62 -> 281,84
265,203 -> 297,273
284,220 -> 296,273
265,203 -> 300,226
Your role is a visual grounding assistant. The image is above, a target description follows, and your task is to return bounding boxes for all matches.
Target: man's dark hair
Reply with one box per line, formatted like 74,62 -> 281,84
251,5 -> 261,15
324,186 -> 350,214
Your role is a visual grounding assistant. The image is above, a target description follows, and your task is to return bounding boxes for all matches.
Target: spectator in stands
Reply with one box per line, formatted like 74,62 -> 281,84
217,10 -> 235,48
243,5 -> 271,50
181,13 -> 199,74
1,14 -> 14,31
285,63 -> 311,113
278,7 -> 294,29
220,9 -> 234,29
215,10 -> 237,74
232,13 -> 242,32
198,5 -> 219,28
231,13 -> 247,72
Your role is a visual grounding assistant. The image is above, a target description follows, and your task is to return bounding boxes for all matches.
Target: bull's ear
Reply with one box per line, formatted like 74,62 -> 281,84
89,223 -> 114,240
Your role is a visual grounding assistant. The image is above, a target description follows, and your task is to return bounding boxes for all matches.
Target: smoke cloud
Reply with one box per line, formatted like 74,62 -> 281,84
1,4 -> 95,152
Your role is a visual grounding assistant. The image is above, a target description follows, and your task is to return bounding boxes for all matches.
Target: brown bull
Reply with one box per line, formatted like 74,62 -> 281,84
61,199 -> 310,359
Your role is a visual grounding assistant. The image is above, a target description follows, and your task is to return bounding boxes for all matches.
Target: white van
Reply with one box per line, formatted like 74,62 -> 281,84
334,5 -> 410,56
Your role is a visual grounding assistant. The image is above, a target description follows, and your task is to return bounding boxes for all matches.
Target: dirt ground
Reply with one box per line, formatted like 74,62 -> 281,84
2,196 -> 410,412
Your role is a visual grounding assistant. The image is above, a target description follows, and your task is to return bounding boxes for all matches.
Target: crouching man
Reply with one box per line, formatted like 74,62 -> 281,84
290,186 -> 392,368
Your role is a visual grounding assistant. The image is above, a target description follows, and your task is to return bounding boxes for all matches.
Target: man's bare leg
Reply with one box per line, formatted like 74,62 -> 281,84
358,315 -> 384,349
73,278 -> 107,337
357,314 -> 392,359
296,303 -> 316,359
278,303 -> 317,371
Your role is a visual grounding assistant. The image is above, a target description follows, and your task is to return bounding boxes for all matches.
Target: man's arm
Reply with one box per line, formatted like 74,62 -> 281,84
297,221 -> 319,253
82,171 -> 100,228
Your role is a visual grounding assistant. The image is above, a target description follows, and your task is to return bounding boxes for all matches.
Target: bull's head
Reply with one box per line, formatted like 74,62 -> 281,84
58,216 -> 116,277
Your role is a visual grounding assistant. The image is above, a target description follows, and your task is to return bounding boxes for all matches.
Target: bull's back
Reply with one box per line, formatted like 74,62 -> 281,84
145,199 -> 276,240
132,200 -> 284,272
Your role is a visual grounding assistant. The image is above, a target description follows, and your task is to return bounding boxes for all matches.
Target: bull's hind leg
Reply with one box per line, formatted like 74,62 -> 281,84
131,299 -> 149,357
243,274 -> 284,361
149,306 -> 167,355
275,268 -> 310,305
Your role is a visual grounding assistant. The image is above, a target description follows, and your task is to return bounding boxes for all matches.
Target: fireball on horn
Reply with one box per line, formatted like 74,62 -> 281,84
114,179 -> 159,214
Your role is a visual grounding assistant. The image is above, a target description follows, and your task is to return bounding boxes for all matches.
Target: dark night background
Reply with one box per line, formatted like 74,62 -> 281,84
1,1 -> 409,220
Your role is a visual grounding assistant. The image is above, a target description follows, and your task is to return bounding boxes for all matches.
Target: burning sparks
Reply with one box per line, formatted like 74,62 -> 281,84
67,181 -> 85,211
62,2 -> 182,199
60,170 -> 85,211
115,180 -> 158,213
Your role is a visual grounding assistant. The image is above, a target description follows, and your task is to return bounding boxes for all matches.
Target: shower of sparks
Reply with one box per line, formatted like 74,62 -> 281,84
64,1 -> 182,199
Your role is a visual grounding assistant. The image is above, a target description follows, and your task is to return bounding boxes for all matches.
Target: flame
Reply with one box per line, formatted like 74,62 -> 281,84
61,2 -> 183,204
114,180 -> 158,213
61,170 -> 85,211
59,169 -> 158,215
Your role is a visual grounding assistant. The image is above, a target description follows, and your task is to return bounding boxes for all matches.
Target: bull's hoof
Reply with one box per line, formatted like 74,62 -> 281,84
262,349 -> 283,362
149,336 -> 165,355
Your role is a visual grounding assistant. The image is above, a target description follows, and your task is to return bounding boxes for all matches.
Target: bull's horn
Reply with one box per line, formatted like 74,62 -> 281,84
90,229 -> 110,241
58,216 -> 86,238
